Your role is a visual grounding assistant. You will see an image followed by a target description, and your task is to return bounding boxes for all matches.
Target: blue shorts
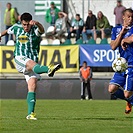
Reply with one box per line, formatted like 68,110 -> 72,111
125,68 -> 133,91
110,72 -> 126,88
110,69 -> 133,91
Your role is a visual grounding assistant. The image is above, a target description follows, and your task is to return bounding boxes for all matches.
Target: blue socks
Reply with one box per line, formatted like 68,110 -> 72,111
112,88 -> 126,100
112,88 -> 133,105
127,95 -> 133,106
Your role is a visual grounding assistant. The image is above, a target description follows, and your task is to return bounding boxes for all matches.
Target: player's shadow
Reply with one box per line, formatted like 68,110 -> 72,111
41,117 -> 116,121
125,116 -> 133,119
40,115 -> 133,121
70,117 -> 116,121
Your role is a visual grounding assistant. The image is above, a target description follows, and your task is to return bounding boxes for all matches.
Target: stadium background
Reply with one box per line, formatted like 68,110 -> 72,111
0,0 -> 132,34
0,0 -> 132,99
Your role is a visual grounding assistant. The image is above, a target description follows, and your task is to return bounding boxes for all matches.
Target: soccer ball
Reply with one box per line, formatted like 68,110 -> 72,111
112,57 -> 128,72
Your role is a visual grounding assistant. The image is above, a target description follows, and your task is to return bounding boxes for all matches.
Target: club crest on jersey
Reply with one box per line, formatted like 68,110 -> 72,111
18,35 -> 29,44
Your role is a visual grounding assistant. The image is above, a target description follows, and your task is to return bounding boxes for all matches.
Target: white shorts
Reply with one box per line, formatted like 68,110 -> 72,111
14,56 -> 40,82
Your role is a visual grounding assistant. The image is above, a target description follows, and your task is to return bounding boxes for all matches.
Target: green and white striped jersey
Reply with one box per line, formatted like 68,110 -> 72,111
7,24 -> 42,62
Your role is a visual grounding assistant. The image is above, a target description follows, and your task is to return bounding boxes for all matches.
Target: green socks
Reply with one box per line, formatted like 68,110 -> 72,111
32,64 -> 48,74
27,92 -> 36,115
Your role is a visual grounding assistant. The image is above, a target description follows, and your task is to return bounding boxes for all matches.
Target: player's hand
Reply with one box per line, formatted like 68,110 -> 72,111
121,25 -> 129,34
29,20 -> 39,26
121,39 -> 128,50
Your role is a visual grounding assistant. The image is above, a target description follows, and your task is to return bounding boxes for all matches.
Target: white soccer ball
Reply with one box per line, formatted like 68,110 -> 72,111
112,57 -> 128,72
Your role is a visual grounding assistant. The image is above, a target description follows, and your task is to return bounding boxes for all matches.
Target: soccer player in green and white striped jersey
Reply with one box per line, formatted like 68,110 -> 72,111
0,12 -> 61,120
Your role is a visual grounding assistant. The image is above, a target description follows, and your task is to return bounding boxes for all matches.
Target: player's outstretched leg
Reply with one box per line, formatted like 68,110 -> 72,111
48,64 -> 61,77
32,63 -> 61,77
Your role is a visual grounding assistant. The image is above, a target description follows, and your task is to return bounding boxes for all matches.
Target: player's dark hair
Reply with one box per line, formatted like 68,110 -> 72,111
83,61 -> 87,65
122,8 -> 133,15
20,12 -> 32,22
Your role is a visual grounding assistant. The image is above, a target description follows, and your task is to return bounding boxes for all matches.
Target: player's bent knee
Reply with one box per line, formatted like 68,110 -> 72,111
108,85 -> 112,93
108,84 -> 118,93
26,60 -> 37,71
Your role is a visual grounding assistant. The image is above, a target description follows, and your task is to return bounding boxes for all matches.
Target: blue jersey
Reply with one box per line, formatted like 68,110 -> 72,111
124,27 -> 133,65
110,25 -> 133,92
111,25 -> 133,64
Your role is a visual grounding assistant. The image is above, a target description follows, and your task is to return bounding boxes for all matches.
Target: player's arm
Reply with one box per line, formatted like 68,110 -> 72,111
0,30 -> 8,41
30,20 -> 44,34
110,26 -> 128,50
35,21 -> 44,33
110,36 -> 123,50
0,25 -> 16,42
122,35 -> 133,44
121,35 -> 133,50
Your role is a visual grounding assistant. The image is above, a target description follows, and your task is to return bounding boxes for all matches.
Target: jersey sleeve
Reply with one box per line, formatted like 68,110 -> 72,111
35,27 -> 43,37
7,25 -> 15,34
111,27 -> 116,40
7,24 -> 18,35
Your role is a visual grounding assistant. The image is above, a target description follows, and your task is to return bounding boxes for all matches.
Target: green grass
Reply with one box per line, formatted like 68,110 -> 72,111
0,100 -> 133,133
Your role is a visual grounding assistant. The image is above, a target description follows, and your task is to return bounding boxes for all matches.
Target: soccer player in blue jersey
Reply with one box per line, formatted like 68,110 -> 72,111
120,26 -> 133,108
108,8 -> 133,114
0,13 -> 61,120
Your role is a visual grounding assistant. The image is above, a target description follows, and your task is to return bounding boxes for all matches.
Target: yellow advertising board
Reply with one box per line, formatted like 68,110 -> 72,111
0,46 -> 16,73
0,45 -> 79,73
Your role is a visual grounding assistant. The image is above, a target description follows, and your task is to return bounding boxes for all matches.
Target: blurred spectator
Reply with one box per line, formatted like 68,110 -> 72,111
80,61 -> 93,100
67,14 -> 84,42
45,2 -> 61,26
82,10 -> 97,44
4,3 -> 18,44
114,0 -> 126,26
52,12 -> 68,42
96,11 -> 111,40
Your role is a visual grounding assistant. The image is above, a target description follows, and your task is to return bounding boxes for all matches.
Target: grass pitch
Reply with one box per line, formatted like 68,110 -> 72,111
0,100 -> 133,133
